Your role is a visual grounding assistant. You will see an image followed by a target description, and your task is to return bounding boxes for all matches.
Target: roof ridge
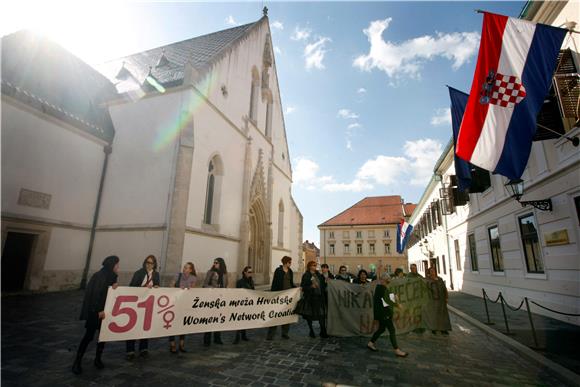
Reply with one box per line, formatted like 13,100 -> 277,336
101,19 -> 261,65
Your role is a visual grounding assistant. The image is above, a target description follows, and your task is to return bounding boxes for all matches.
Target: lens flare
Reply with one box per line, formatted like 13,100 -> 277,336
152,73 -> 215,152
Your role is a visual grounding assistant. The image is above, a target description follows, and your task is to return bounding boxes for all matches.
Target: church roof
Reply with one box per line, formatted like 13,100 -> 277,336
97,20 -> 263,93
1,30 -> 117,142
318,196 -> 415,227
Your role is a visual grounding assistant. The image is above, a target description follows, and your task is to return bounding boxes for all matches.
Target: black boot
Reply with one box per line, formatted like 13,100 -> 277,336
241,330 -> 249,341
214,332 -> 223,345
94,343 -> 105,369
320,321 -> 329,338
203,333 -> 211,347
233,332 -> 240,344
72,352 -> 83,375
307,320 -> 315,338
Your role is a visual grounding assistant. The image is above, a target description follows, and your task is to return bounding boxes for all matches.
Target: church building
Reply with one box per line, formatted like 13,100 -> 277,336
1,10 -> 303,291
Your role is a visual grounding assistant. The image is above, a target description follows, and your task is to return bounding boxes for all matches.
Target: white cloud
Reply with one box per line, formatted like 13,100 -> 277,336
293,157 -> 372,192
285,106 -> 296,115
403,138 -> 442,185
357,87 -> 367,95
356,155 -> 409,186
322,179 -> 373,192
353,18 -> 480,80
430,108 -> 452,126
291,26 -> 311,41
337,109 -> 359,119
274,46 -> 282,55
271,20 -> 284,30
225,15 -> 238,26
347,122 -> 361,130
293,157 -> 320,184
304,37 -> 331,70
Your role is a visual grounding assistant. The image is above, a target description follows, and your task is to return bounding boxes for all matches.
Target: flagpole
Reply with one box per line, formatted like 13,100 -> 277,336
537,123 -> 580,147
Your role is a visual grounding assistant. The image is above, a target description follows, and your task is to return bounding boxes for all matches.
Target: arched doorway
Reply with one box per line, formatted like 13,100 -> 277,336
248,198 -> 267,284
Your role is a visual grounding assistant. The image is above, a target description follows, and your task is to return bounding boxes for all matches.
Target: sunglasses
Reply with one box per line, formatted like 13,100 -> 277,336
213,262 -> 219,265
146,261 -> 154,264
247,271 -> 253,274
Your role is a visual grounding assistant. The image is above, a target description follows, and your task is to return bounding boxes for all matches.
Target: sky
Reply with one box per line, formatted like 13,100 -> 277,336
1,0 -> 525,246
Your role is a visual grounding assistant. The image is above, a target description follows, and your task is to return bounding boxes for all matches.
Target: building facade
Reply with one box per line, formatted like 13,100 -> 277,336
1,12 -> 303,291
408,1 -> 579,325
318,196 -> 415,276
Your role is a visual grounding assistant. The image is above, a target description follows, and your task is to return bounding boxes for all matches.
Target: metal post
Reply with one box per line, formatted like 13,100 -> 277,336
499,293 -> 513,335
482,288 -> 494,325
525,297 -> 540,348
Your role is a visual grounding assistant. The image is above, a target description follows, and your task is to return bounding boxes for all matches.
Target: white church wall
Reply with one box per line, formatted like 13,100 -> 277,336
182,232 -> 239,286
1,102 -> 105,225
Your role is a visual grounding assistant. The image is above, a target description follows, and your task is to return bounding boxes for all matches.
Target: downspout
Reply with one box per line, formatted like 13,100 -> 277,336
435,173 -> 454,290
80,144 -> 112,289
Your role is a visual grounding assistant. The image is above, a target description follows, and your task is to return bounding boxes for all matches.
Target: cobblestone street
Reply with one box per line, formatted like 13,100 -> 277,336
1,290 -> 575,386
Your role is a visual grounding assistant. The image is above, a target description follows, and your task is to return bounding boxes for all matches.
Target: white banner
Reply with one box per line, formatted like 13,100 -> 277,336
99,286 -> 300,342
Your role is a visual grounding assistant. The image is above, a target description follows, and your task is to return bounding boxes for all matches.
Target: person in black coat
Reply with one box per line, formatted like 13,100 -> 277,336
266,256 -> 295,340
126,255 -> 160,360
367,272 -> 408,357
234,266 -> 255,344
72,255 -> 119,375
299,261 -> 328,338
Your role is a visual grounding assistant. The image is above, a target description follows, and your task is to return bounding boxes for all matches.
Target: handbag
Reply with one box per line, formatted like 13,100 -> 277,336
293,297 -> 306,315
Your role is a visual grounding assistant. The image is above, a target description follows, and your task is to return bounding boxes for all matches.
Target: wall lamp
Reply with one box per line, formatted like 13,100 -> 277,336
505,179 -> 553,211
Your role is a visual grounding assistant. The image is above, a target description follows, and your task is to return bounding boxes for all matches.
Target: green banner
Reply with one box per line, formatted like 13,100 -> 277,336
327,277 -> 429,337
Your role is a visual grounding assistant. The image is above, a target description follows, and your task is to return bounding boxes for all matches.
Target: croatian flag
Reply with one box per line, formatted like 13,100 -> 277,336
396,219 -> 413,254
456,12 -> 567,179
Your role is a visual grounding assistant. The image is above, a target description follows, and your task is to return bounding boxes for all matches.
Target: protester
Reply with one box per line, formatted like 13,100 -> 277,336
320,263 -> 334,282
423,267 -> 452,335
394,268 -> 405,278
298,261 -> 328,338
203,257 -> 228,346
335,265 -> 351,282
125,255 -> 160,360
367,272 -> 408,357
353,269 -> 369,285
72,256 -> 120,374
407,263 -> 423,278
169,262 -> 197,353
267,256 -> 295,340
234,266 -> 255,344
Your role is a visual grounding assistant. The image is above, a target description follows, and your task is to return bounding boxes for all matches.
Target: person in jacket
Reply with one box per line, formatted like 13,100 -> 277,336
299,261 -> 328,338
169,262 -> 197,353
72,255 -> 120,375
266,256 -> 295,340
234,266 -> 255,344
353,269 -> 369,285
202,257 -> 228,346
126,254 -> 160,360
408,263 -> 424,279
335,265 -> 351,282
424,267 -> 452,335
367,272 -> 408,357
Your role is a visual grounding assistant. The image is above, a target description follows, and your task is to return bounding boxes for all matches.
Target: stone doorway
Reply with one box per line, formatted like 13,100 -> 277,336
248,199 -> 268,285
2,232 -> 36,291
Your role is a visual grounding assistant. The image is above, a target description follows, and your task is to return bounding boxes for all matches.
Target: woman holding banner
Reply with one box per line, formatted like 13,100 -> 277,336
299,261 -> 328,339
72,255 -> 119,375
234,266 -> 255,344
203,257 -> 228,346
367,272 -> 408,357
169,262 -> 197,353
267,256 -> 295,340
126,255 -> 160,360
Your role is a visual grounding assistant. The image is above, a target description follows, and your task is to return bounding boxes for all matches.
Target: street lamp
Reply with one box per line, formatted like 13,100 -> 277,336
505,179 -> 553,211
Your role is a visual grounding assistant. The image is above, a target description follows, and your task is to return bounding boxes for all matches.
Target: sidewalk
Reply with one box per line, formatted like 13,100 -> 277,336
448,291 -> 580,375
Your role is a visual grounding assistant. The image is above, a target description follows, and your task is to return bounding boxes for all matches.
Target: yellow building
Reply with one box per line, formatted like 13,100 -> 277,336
318,196 -> 415,276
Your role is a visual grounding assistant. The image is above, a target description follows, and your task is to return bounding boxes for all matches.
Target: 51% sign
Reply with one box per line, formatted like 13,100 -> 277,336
108,295 -> 176,334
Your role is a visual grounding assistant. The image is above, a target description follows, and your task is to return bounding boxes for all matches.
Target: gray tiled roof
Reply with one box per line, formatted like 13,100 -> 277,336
97,20 -> 261,93
1,30 -> 117,142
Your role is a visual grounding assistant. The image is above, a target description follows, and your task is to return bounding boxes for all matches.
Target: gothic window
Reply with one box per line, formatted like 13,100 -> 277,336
203,155 -> 223,226
204,161 -> 215,224
249,68 -> 260,122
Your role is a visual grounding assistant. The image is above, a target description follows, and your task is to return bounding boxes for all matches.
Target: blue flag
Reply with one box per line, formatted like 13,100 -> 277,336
449,86 -> 472,192
396,219 -> 414,254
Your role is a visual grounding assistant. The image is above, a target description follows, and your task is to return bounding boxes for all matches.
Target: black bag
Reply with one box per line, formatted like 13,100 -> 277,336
293,297 -> 306,315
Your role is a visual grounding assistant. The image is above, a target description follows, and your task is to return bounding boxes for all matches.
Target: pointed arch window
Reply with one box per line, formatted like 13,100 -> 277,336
203,156 -> 223,227
204,161 -> 215,224
249,69 -> 260,122
277,200 -> 285,247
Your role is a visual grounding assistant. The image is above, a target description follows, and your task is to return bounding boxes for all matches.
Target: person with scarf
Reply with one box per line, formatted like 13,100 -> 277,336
202,257 -> 228,346
233,266 -> 254,344
169,262 -> 197,353
126,254 -> 160,360
72,255 -> 120,375
266,256 -> 295,340
299,261 -> 328,338
367,272 -> 408,357
335,265 -> 351,282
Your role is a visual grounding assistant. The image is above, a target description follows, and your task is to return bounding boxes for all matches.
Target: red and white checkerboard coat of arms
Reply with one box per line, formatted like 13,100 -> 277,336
480,70 -> 527,108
